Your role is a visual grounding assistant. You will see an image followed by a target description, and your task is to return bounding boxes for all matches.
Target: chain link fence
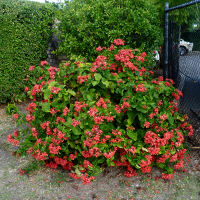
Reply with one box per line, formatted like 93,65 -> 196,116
167,17 -> 200,144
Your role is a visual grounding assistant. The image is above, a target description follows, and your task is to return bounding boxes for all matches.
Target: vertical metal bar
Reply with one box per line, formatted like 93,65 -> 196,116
163,2 -> 169,80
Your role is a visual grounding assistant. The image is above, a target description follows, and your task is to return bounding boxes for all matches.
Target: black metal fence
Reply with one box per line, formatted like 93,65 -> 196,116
164,1 -> 200,113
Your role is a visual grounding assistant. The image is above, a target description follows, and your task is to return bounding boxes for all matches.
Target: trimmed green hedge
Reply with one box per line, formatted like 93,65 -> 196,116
57,0 -> 162,61
0,0 -> 55,103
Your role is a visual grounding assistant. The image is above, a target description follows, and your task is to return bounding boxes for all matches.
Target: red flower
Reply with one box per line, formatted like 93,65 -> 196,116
41,60 -> 48,66
144,121 -> 150,128
71,119 -> 81,127
7,135 -> 19,146
50,108 -> 60,116
63,107 -> 69,116
24,86 -> 29,92
26,103 -> 37,113
48,66 -> 59,79
141,166 -> 151,173
64,62 -> 70,66
40,121 -> 50,130
33,150 -> 48,161
74,101 -> 88,112
13,113 -> 19,119
115,105 -> 121,114
161,173 -> 173,180
147,147 -> 160,155
13,130 -> 19,137
124,170 -> 137,177
69,152 -> 77,160
113,39 -> 125,46
83,160 -> 93,169
77,75 -> 90,84
134,84 -> 147,92
30,84 -> 42,96
19,169 -> 26,175
29,65 -> 35,71
88,106 -> 98,117
140,52 -> 147,57
49,143 -> 61,155
69,173 -> 80,180
109,44 -> 115,51
26,114 -> 35,122
174,160 -> 184,170
50,86 -> 61,94
96,46 -> 106,51
159,114 -> 168,121
103,150 -> 116,159
46,161 -> 58,169
96,98 -> 107,109
81,174 -> 95,185
31,127 -> 38,138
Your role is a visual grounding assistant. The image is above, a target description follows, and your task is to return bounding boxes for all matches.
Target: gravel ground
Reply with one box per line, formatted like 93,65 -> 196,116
0,101 -> 200,200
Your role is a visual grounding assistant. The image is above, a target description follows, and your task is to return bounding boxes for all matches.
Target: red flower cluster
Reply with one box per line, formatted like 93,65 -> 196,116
74,101 -> 88,112
13,113 -> 19,119
48,66 -> 59,79
50,86 -> 61,94
49,143 -> 62,155
29,65 -> 35,71
96,98 -> 107,109
7,134 -> 19,146
96,46 -> 106,51
77,75 -> 90,84
113,39 -> 125,46
91,56 -> 108,72
26,103 -> 37,113
71,119 -> 81,127
33,149 -> 48,160
134,84 -> 147,92
41,60 -> 48,66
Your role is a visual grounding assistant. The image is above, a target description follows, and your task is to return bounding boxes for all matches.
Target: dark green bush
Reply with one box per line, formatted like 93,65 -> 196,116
57,0 -> 162,61
0,0 -> 55,103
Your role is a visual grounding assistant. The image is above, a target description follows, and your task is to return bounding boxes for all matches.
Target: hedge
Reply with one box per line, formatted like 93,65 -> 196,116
0,0 -> 55,103
57,0 -> 162,61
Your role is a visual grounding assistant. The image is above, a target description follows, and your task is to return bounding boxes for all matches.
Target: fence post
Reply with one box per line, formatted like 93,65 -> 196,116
163,2 -> 169,80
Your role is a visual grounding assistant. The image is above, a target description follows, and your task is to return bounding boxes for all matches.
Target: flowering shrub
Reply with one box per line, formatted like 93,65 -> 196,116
8,39 -> 193,184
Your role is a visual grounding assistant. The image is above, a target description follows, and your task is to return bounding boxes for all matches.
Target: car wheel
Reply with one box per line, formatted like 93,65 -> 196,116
179,46 -> 188,56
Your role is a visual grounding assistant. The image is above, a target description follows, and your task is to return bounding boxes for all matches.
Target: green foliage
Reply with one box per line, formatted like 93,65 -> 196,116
0,0 -> 55,103
152,0 -> 196,25
9,40 -> 193,184
57,0 -> 162,61
6,103 -> 19,115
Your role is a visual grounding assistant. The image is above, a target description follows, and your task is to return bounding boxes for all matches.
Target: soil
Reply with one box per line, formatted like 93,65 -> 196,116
0,101 -> 200,200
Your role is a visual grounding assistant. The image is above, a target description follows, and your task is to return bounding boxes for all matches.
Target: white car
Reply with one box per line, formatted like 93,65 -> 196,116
179,39 -> 193,56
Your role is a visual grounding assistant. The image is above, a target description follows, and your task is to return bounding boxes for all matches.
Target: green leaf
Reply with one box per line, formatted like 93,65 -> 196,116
72,127 -> 81,135
86,94 -> 93,101
66,89 -> 76,96
44,89 -> 51,100
87,166 -> 102,176
127,130 -> 137,141
106,159 -> 115,166
48,81 -> 56,88
102,79 -> 110,88
94,73 -> 102,81
75,168 -> 82,176
127,111 -> 137,122
92,81 -> 99,86
41,103 -> 50,112
136,106 -> 148,113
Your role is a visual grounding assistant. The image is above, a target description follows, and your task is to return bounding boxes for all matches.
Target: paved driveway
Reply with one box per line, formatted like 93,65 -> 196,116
178,52 -> 200,111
